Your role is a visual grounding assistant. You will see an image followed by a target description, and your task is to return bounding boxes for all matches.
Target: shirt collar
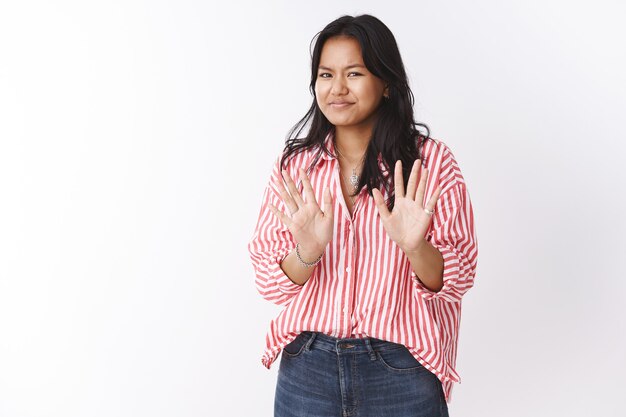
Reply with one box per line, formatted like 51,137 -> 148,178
318,131 -> 336,163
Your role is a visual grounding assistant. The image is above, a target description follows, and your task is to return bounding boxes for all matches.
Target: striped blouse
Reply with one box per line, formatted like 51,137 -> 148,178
247,131 -> 478,403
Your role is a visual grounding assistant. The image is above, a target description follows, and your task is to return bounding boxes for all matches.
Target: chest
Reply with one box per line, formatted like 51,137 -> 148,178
336,164 -> 363,217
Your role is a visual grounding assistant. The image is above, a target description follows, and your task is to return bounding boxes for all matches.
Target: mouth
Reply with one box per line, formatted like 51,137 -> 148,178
329,102 -> 354,108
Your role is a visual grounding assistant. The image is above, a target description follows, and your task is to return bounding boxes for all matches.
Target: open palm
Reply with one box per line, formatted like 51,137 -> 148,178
268,168 -> 334,256
372,159 -> 442,253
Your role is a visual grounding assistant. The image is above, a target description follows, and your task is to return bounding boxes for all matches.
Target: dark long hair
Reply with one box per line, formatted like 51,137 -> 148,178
280,14 -> 432,211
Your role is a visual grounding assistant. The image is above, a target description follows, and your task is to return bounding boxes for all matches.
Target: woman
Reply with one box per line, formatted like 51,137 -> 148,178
248,14 -> 477,417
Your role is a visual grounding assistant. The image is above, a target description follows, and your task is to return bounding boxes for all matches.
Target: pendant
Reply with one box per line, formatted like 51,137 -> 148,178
350,169 -> 359,189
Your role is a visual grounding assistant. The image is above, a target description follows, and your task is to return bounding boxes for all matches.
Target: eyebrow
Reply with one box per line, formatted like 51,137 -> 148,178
318,64 -> 365,71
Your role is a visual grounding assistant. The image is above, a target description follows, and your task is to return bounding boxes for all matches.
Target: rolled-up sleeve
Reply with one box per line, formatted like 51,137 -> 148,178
248,154 -> 305,307
411,150 -> 478,303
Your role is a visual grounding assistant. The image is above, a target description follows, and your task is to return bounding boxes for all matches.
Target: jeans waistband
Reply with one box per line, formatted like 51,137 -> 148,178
299,331 -> 408,357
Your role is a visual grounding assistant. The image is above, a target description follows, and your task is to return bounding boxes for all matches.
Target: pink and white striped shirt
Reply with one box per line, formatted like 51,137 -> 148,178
247,132 -> 478,402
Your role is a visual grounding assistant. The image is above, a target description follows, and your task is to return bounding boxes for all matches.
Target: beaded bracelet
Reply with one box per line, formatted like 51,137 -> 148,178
295,243 -> 323,268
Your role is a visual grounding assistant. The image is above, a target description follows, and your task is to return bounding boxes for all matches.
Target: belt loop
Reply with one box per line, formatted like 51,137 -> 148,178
364,338 -> 377,361
304,332 -> 317,351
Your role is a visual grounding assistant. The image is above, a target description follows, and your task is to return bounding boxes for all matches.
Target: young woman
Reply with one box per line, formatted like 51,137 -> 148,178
248,14 -> 477,417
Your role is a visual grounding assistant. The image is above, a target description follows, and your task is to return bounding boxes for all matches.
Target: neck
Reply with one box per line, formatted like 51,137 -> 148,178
333,126 -> 371,162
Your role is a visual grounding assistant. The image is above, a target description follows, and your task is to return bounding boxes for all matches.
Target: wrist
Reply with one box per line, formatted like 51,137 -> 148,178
401,238 -> 428,256
295,243 -> 325,267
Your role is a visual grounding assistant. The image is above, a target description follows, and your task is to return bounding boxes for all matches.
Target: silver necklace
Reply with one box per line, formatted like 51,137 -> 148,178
334,141 -> 365,196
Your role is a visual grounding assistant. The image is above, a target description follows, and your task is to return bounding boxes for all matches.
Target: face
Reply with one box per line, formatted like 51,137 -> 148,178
314,36 -> 387,131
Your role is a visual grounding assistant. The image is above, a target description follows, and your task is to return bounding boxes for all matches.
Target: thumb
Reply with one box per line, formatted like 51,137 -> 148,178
372,188 -> 391,220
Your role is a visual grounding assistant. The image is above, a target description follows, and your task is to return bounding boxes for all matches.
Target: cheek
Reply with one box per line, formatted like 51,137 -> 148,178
361,85 -> 383,107
315,82 -> 328,96
314,93 -> 324,109
315,85 -> 330,107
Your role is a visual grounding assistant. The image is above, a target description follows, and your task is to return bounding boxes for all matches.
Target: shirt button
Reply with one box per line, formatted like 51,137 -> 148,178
346,267 -> 351,272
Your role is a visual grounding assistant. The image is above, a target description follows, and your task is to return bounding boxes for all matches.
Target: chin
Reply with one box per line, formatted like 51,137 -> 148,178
326,116 -> 353,126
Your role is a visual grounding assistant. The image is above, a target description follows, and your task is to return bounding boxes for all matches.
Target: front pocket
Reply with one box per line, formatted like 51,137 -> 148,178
281,333 -> 309,358
375,346 -> 425,372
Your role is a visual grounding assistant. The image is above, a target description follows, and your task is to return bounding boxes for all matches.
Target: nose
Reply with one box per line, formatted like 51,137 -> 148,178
330,76 -> 348,96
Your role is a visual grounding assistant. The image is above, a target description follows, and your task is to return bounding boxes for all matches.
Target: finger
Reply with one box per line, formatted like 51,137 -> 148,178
275,177 -> 299,215
415,166 -> 429,206
405,159 -> 421,201
425,185 -> 443,215
268,203 -> 291,227
282,169 -> 305,208
372,188 -> 391,220
299,168 -> 317,206
394,160 -> 405,198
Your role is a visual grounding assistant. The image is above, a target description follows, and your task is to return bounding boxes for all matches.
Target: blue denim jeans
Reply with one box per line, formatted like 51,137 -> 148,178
275,331 -> 449,417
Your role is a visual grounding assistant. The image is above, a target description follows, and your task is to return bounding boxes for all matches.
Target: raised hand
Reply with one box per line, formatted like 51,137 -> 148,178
372,159 -> 442,254
268,168 -> 334,260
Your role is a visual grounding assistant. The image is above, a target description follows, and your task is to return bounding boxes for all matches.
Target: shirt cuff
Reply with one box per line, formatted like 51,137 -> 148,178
411,246 -> 459,302
270,247 -> 305,295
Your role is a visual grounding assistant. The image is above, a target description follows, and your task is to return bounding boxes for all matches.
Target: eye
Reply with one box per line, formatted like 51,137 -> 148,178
318,73 -> 331,78
348,72 -> 362,77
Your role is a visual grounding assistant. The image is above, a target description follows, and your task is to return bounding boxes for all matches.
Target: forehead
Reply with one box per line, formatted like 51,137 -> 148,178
319,36 -> 364,67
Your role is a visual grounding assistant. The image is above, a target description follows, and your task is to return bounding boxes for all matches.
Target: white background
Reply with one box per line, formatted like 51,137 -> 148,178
1,1 -> 625,416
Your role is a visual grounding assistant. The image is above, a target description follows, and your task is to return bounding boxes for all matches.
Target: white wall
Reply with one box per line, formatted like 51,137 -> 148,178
1,1 -> 624,416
